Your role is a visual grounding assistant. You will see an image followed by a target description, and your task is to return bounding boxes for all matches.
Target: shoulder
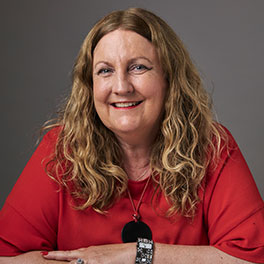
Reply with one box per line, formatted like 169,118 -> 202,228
203,124 -> 263,222
34,126 -> 63,158
208,123 -> 239,171
41,126 -> 63,145
212,123 -> 237,150
206,124 -> 250,188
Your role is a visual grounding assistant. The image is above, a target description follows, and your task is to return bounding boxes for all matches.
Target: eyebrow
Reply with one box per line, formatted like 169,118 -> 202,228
93,56 -> 153,69
94,61 -> 113,69
128,56 -> 153,65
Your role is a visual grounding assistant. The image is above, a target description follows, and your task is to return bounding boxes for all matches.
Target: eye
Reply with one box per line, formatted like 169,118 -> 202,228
97,68 -> 113,76
129,64 -> 152,74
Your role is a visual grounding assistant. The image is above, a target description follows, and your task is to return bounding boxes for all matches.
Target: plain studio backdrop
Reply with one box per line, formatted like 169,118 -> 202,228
0,0 -> 263,209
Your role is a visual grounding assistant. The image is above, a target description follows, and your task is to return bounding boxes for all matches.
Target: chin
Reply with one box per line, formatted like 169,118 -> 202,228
111,126 -> 139,135
109,119 -> 140,131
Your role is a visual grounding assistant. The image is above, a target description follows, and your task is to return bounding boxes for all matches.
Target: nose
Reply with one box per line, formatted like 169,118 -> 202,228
112,71 -> 134,95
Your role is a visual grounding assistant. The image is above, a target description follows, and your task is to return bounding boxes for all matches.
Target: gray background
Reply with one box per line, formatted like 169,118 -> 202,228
1,0 -> 263,209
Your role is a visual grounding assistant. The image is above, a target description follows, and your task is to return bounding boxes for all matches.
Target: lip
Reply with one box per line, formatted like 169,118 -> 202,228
110,100 -> 143,109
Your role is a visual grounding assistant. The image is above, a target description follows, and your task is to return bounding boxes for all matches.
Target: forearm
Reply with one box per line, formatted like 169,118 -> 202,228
153,244 -> 255,264
0,251 -> 67,264
4,244 -> 255,264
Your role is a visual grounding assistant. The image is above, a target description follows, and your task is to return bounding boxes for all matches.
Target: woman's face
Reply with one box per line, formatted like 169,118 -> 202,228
93,29 -> 167,143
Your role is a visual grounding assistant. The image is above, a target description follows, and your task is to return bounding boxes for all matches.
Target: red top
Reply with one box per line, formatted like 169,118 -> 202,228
0,128 -> 263,263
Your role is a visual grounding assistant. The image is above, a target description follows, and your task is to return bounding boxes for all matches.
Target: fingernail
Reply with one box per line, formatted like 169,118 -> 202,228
41,251 -> 49,256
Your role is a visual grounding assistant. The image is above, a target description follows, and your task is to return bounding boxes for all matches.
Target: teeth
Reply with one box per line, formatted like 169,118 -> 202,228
114,102 -> 139,107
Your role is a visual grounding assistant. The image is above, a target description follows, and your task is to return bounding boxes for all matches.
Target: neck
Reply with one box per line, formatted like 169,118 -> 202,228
118,139 -> 152,181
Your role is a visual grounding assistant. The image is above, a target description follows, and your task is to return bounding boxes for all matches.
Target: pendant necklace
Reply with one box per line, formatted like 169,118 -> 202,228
121,175 -> 152,243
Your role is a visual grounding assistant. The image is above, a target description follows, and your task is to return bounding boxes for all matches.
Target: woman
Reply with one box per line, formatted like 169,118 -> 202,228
0,7 -> 263,264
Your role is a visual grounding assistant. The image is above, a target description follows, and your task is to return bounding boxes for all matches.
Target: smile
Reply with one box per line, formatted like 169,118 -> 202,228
112,101 -> 142,108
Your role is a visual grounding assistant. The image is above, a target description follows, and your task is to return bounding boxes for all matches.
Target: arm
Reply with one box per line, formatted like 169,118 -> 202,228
154,244 -> 255,264
41,243 -> 256,264
0,244 -> 256,264
0,251 -> 66,264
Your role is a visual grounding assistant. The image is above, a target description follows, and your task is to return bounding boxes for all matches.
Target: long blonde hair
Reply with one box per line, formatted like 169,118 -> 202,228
44,8 -> 227,217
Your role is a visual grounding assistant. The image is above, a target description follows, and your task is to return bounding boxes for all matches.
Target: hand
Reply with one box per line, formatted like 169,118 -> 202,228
41,243 -> 136,264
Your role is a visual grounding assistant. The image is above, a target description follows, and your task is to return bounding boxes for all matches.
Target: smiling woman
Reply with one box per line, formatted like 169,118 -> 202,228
93,29 -> 166,144
0,7 -> 263,264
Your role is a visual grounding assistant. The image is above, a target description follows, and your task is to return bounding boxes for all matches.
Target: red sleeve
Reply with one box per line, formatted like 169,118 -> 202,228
204,130 -> 264,263
0,129 -> 60,256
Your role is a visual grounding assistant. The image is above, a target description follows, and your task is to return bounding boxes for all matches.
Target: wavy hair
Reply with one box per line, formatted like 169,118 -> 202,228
43,8 -> 227,217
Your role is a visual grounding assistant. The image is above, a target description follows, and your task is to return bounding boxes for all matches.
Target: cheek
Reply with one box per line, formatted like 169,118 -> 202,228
146,79 -> 167,102
93,80 -> 107,104
93,91 -> 107,126
151,84 -> 167,116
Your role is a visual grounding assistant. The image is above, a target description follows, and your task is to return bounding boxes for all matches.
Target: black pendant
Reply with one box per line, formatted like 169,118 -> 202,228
121,220 -> 152,243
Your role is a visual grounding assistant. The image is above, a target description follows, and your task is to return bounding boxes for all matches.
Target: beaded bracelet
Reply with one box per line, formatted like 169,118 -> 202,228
135,238 -> 154,264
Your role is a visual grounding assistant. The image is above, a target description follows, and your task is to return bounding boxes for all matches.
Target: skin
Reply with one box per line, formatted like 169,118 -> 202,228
0,30 -> 257,263
0,245 -> 255,263
93,29 -> 167,145
92,29 -> 167,179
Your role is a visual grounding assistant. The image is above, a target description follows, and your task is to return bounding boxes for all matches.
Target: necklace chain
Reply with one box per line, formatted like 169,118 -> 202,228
134,166 -> 150,181
127,175 -> 151,222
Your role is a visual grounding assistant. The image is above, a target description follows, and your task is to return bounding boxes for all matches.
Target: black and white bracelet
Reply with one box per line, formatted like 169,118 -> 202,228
135,238 -> 154,264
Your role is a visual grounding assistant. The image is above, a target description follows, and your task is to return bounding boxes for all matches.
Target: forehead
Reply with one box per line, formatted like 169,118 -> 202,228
93,29 -> 158,63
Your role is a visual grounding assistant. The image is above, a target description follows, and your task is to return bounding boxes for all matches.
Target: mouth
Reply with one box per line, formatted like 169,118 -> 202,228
111,101 -> 143,108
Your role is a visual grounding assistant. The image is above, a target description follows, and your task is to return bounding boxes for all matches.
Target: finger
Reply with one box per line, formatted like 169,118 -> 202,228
41,250 -> 80,261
